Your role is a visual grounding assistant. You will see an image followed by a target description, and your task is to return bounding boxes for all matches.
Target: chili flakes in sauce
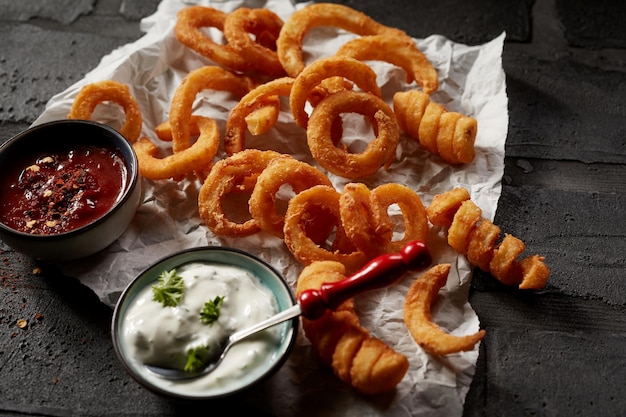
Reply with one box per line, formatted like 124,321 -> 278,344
0,145 -> 128,235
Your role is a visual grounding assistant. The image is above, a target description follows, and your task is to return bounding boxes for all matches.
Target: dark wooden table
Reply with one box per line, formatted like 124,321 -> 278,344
1,0 -> 625,416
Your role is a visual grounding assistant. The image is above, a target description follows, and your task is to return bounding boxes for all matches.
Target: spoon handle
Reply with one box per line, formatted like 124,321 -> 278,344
228,304 -> 302,346
298,240 -> 431,320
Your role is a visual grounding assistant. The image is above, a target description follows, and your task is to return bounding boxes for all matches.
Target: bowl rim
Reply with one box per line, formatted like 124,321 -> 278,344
0,119 -> 140,240
110,245 -> 299,400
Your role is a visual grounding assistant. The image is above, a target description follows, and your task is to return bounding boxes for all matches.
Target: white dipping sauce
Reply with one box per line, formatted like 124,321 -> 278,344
122,262 -> 283,396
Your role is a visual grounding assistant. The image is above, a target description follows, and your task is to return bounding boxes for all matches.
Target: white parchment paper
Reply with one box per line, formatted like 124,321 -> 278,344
34,0 -> 507,415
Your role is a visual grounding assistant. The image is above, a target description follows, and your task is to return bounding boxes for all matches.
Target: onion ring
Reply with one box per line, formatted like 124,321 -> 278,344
169,65 -> 252,153
404,263 -> 486,355
339,182 -> 428,257
223,7 -> 285,77
284,185 -> 368,273
68,80 -> 142,143
154,115 -> 203,142
249,156 -> 333,238
369,183 -> 429,254
224,77 -> 294,155
244,96 -> 281,136
338,183 -> 392,258
307,90 -> 398,179
174,6 -> 249,73
336,34 -> 438,94
290,56 -> 382,129
198,149 -> 281,237
133,117 -> 219,181
276,2 -> 405,77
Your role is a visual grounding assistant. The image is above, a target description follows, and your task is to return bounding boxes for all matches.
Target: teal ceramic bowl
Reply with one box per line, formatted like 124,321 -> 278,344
111,246 -> 298,400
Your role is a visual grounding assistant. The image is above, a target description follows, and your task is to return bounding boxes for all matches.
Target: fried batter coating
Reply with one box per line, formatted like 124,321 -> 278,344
466,219 -> 501,271
198,149 -> 282,237
335,33 -> 439,94
296,261 -> 409,395
249,155 -> 333,238
404,264 -> 486,355
339,182 -> 429,258
284,185 -> 368,273
427,187 -> 550,289
68,80 -> 143,143
393,90 -> 477,164
489,234 -> 525,286
133,117 -> 219,181
277,3 -> 405,77
447,200 -> 482,254
426,187 -> 470,228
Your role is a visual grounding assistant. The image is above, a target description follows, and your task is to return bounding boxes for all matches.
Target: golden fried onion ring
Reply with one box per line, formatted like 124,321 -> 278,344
68,80 -> 142,143
169,66 -> 251,153
249,156 -> 333,238
276,2 -> 405,77
369,183 -> 429,254
198,149 -> 281,237
290,56 -> 382,129
336,34 -> 438,94
404,263 -> 486,355
284,185 -> 368,273
175,7 -> 244,68
307,90 -> 398,179
133,116 -> 219,181
223,7 -> 285,77
224,77 -> 294,155
338,183 -> 392,258
339,183 -> 428,258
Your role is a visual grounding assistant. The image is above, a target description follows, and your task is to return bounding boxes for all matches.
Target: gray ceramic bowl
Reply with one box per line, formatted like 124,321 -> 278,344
111,246 -> 298,400
0,120 -> 140,261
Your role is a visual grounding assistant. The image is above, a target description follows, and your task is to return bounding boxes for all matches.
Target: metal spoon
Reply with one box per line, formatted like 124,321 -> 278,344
145,240 -> 431,380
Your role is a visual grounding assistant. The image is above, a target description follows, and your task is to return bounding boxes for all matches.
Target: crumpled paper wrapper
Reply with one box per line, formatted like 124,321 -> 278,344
33,0 -> 507,415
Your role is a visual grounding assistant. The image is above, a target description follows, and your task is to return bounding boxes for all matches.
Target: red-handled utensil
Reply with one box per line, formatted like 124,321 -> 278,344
146,240 -> 430,380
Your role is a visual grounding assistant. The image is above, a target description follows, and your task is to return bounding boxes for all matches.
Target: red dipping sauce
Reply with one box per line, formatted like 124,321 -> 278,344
0,145 -> 129,235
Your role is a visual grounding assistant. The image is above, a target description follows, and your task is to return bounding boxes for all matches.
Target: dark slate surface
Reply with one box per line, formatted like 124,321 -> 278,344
1,0 -> 625,416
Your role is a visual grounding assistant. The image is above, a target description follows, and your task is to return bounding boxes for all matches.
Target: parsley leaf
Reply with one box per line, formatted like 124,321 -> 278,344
200,295 -> 224,325
152,269 -> 185,307
184,345 -> 210,373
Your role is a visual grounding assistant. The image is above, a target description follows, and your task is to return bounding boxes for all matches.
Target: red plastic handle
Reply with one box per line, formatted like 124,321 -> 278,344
298,240 -> 431,320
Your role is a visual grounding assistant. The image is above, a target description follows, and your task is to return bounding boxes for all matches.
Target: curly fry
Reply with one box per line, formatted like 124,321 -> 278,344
394,90 -> 477,164
296,260 -> 409,394
426,187 -> 550,289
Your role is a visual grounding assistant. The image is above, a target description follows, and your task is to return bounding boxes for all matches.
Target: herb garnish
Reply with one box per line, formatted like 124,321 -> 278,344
152,269 -> 185,307
184,345 -> 210,373
200,295 -> 224,325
